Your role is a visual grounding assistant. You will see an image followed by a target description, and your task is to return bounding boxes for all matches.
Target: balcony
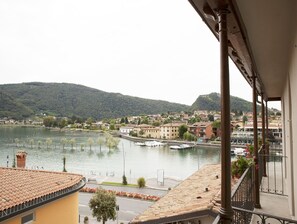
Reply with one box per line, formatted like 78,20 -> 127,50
222,145 -> 296,224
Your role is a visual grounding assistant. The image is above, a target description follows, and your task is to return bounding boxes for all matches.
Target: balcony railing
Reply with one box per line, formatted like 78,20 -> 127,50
259,153 -> 286,195
233,207 -> 297,224
213,144 -> 294,223
231,166 -> 254,223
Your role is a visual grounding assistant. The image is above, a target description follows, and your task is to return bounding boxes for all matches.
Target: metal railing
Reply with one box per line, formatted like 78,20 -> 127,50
259,153 -> 286,195
213,142 -> 294,223
231,166 -> 254,223
233,207 -> 297,224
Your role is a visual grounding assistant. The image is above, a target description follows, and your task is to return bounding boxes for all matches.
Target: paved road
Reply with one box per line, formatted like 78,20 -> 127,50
79,176 -> 181,223
79,192 -> 153,224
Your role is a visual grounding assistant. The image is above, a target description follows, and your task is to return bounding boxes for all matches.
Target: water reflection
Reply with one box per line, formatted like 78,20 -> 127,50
0,126 -> 220,180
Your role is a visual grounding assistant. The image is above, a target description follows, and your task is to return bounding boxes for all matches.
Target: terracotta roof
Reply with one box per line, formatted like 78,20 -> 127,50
0,168 -> 85,212
131,164 -> 237,223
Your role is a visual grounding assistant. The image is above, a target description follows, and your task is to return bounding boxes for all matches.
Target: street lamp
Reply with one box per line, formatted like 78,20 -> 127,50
116,205 -> 119,224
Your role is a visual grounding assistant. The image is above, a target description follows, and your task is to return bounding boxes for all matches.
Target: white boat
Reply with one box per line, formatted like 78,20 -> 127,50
179,144 -> 191,149
170,144 -> 192,150
135,142 -> 146,146
144,141 -> 165,147
170,145 -> 182,150
233,147 -> 247,156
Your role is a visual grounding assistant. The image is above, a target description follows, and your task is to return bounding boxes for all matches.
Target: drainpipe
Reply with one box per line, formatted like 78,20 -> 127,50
261,93 -> 267,177
253,75 -> 261,208
217,6 -> 233,223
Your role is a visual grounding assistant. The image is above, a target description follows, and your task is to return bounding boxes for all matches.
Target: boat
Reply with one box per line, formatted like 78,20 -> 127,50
135,142 -> 146,146
233,147 -> 247,156
170,144 -> 192,150
170,145 -> 182,150
144,140 -> 165,147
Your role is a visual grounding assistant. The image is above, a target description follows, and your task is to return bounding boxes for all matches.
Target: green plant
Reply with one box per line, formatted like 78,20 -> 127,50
89,188 -> 117,224
231,156 -> 253,178
137,177 -> 146,188
122,175 -> 128,185
63,156 -> 67,172
84,216 -> 89,224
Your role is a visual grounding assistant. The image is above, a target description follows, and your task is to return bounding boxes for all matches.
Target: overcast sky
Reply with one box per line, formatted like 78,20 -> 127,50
0,0 -> 280,109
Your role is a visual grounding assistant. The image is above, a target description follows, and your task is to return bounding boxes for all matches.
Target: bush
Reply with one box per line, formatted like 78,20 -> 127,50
84,216 -> 89,224
137,177 -> 146,188
231,156 -> 253,178
122,175 -> 128,185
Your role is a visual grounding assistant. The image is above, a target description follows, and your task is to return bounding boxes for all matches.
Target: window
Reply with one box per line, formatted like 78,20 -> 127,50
21,213 -> 35,224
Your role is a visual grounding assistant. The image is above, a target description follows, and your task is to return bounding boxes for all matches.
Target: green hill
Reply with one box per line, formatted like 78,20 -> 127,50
0,82 -> 189,120
0,91 -> 34,120
190,92 -> 254,112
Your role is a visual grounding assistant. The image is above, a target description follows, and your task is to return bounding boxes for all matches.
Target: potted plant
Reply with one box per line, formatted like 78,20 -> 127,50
231,156 -> 253,178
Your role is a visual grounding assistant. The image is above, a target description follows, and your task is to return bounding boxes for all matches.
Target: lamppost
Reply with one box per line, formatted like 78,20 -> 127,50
122,144 -> 126,176
116,205 -> 119,224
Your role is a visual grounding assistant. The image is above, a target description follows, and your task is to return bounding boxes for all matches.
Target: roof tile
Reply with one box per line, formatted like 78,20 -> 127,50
0,168 -> 84,211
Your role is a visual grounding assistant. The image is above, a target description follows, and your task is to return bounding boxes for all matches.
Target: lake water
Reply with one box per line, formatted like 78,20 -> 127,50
0,126 -> 221,180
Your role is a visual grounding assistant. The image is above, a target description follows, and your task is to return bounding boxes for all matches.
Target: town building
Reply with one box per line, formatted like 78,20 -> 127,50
189,122 -> 214,140
160,123 -> 181,140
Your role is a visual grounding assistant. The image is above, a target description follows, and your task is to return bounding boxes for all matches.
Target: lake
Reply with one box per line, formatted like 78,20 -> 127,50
0,126 -> 221,180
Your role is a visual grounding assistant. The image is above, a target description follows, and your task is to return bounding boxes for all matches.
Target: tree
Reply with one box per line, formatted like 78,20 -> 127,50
208,114 -> 214,122
69,138 -> 76,150
89,188 -> 117,224
242,115 -> 248,126
87,138 -> 94,150
37,140 -> 42,149
45,138 -> 53,149
183,131 -> 197,141
58,118 -> 68,129
178,124 -> 188,139
97,137 -> 104,152
63,156 -> 67,172
29,138 -> 34,149
122,175 -> 128,185
104,133 -> 119,151
61,138 -> 68,150
43,116 -> 55,127
120,117 -> 125,124
212,120 -> 221,129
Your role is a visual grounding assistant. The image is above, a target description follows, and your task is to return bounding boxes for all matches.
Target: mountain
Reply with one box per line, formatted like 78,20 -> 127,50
0,91 -> 34,120
0,82 -> 189,120
190,92 -> 254,112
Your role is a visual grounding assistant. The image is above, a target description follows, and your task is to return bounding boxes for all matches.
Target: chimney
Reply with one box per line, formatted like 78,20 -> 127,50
16,151 -> 27,168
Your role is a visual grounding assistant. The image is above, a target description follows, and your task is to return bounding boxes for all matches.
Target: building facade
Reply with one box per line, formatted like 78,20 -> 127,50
160,123 -> 181,140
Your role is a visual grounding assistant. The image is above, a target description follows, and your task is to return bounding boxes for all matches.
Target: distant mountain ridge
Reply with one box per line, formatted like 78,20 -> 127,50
0,82 -> 189,120
190,92 -> 254,112
0,83 -> 256,120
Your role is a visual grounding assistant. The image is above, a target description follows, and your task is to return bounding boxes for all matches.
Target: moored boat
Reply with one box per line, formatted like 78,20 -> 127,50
144,140 -> 166,147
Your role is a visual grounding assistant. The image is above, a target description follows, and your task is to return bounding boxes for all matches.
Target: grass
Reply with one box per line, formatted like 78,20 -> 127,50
101,182 -> 138,187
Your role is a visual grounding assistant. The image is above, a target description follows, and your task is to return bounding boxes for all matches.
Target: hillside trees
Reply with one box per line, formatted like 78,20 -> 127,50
178,124 -> 188,139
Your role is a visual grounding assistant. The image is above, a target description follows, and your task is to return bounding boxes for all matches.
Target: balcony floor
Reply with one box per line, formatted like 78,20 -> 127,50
252,159 -> 293,223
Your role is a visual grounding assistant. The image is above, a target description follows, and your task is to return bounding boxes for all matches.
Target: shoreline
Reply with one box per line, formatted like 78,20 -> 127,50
0,124 -> 246,148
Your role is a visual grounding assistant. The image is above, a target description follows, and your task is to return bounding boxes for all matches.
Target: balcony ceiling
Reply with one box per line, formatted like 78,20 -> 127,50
189,0 -> 297,101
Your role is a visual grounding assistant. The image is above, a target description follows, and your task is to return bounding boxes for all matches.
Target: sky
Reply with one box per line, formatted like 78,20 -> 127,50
0,0 -> 280,109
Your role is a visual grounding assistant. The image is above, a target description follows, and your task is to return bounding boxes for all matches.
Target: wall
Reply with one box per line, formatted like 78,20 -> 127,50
1,192 -> 79,224
284,19 -> 297,218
